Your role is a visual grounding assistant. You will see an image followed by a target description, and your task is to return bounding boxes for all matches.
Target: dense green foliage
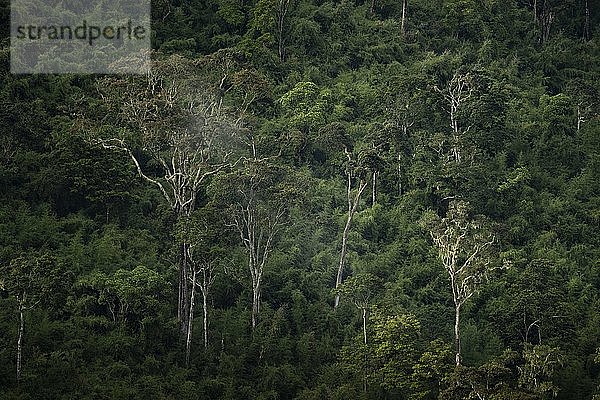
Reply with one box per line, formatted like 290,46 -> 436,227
1,0 -> 599,398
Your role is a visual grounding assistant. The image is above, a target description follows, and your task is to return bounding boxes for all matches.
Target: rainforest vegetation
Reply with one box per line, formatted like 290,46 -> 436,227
0,0 -> 599,399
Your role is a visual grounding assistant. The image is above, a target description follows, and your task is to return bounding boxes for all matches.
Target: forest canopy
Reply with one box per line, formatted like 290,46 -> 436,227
0,0 -> 599,399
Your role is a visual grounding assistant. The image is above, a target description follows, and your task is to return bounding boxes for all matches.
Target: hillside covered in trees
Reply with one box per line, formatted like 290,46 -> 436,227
1,0 -> 599,399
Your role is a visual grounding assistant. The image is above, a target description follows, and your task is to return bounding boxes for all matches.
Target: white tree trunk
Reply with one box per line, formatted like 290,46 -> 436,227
454,302 -> 461,366
362,308 -> 368,346
435,72 -> 473,165
185,269 -> 196,367
196,265 -> 214,349
251,282 -> 261,329
397,154 -> 403,196
372,171 -> 377,206
426,201 -> 496,367
401,0 -> 407,35
202,283 -> 209,349
362,307 -> 368,393
233,196 -> 284,329
179,242 -> 190,333
277,0 -> 291,62
16,304 -> 24,381
335,213 -> 353,308
335,158 -> 368,308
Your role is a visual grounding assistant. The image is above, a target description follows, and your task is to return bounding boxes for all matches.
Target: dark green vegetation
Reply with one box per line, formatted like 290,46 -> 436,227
1,0 -> 599,399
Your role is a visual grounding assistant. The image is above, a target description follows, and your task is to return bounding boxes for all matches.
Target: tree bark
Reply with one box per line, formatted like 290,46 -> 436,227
397,154 -> 403,196
202,284 -> 208,349
197,265 -> 213,349
435,72 -> 473,165
335,154 -> 368,308
426,201 -> 496,366
371,171 -> 377,206
277,0 -> 291,62
16,303 -> 24,381
334,214 -> 352,308
179,242 -> 191,339
401,0 -> 407,35
362,307 -> 368,394
251,282 -> 261,329
334,184 -> 365,308
185,268 -> 196,367
454,302 -> 461,366
362,308 -> 368,345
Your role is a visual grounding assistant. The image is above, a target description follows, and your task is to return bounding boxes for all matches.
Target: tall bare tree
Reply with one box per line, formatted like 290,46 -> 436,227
334,147 -> 369,308
213,143 -> 296,329
234,169 -> 285,328
276,0 -> 292,62
421,201 -> 497,365
178,208 -> 223,365
235,195 -> 285,330
401,0 -> 408,35
434,71 -> 474,165
86,53 -> 255,342
186,253 -> 217,365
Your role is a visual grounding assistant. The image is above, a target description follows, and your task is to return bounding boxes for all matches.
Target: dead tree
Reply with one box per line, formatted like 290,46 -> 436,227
365,143 -> 385,206
434,72 -> 474,165
221,146 -> 290,329
177,206 -> 224,366
89,55 -> 248,342
14,291 -> 36,381
185,252 -> 217,366
232,187 -> 286,329
421,201 -> 497,365
334,147 -> 369,308
276,0 -> 292,62
401,0 -> 408,35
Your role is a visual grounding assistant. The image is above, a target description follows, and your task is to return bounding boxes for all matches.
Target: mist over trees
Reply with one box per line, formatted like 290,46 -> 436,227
0,0 -> 599,399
